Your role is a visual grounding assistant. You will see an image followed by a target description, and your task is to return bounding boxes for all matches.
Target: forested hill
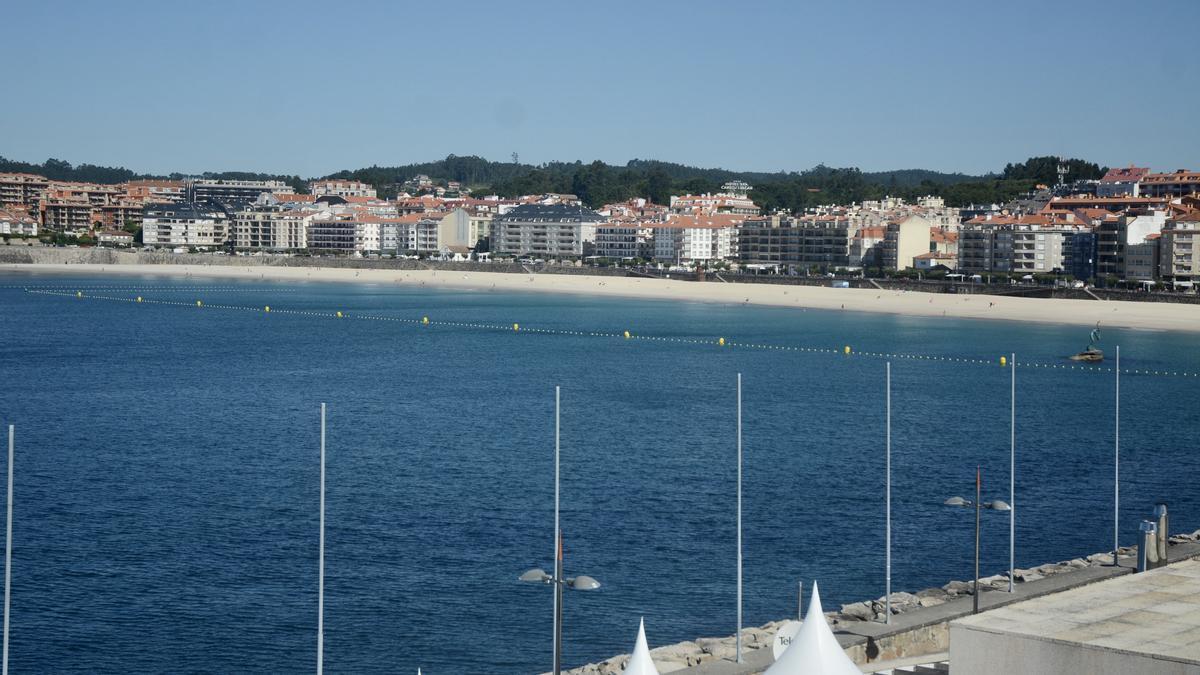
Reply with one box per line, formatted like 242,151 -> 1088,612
1,153 -> 1105,213
318,155 -> 1104,211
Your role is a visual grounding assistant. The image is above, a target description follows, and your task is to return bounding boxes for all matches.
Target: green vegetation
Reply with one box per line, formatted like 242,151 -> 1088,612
1,152 -> 1108,212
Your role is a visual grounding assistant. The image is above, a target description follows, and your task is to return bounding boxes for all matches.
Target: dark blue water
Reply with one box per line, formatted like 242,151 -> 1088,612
1,271 -> 1198,673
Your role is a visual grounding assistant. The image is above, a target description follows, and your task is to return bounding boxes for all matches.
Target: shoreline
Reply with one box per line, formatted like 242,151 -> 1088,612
6,261 -> 1200,333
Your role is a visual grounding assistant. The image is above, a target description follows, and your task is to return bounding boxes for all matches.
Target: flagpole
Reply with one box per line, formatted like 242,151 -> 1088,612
317,404 -> 325,675
3,425 -> 13,675
554,386 -> 561,674
736,373 -> 743,664
1114,346 -> 1120,564
1009,353 -> 1015,592
885,362 -> 891,623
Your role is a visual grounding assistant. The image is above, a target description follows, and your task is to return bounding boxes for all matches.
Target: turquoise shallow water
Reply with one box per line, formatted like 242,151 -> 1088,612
1,270 -> 1198,673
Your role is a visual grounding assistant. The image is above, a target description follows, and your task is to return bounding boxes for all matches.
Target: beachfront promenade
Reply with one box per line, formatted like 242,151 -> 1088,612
4,247 -> 1200,333
561,536 -> 1200,674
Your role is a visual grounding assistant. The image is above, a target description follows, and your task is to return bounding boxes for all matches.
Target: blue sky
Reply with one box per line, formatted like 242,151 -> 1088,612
4,0 -> 1198,177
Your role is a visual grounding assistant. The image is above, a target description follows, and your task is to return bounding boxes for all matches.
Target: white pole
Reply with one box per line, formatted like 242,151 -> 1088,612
1114,346 -> 1120,563
797,580 -> 803,621
3,425 -> 12,675
554,386 -> 560,671
885,363 -> 891,624
1009,353 -> 1016,592
736,373 -> 743,664
318,404 -> 325,675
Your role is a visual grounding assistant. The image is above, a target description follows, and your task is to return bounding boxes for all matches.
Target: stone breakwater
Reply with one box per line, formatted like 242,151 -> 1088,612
559,529 -> 1200,675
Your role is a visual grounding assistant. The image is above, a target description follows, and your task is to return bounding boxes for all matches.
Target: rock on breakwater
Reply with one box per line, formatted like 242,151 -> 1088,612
558,529 -> 1200,674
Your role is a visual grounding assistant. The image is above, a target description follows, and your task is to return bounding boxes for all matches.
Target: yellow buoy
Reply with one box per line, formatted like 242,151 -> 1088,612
513,323 -> 520,332
1000,356 -> 1007,367
76,291 -> 82,298
422,316 -> 429,325
336,311 -> 343,318
136,296 -> 142,303
264,306 -> 270,313
718,337 -> 726,347
844,345 -> 851,355
196,300 -> 203,307
623,330 -> 631,339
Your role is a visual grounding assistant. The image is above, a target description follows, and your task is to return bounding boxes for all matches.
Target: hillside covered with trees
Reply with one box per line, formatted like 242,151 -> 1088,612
2,153 -> 1106,212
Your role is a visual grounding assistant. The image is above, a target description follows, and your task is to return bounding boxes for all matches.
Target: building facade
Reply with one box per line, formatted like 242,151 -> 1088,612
1159,210 -> 1200,287
308,216 -> 381,253
595,223 -> 654,259
186,179 -> 291,206
492,204 -> 603,257
0,173 -> 50,209
1139,170 -> 1200,198
881,216 -> 932,270
233,205 -> 309,250
308,179 -> 377,198
738,215 -> 857,270
142,202 -> 232,248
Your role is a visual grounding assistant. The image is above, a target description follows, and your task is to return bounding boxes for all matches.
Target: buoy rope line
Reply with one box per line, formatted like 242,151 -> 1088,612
4,285 -> 293,292
25,289 -> 1200,379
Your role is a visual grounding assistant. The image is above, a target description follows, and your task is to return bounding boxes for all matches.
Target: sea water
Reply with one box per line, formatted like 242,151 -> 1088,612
1,271 -> 1197,673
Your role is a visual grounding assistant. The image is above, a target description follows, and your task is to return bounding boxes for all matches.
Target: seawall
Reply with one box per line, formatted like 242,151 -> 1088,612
559,529 -> 1200,675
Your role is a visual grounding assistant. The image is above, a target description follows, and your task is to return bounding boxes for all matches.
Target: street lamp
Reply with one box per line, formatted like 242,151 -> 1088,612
520,533 -> 601,675
945,467 -> 1011,614
519,387 -> 601,675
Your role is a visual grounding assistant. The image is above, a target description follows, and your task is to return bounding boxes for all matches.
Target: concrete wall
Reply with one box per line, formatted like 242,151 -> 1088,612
950,624 -> 1200,675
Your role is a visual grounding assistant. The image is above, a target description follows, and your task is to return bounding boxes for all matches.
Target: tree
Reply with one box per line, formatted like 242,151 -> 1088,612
646,168 -> 671,205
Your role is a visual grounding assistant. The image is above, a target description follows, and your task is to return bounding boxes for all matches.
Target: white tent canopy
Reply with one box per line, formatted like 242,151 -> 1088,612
764,581 -> 860,675
622,617 -> 660,675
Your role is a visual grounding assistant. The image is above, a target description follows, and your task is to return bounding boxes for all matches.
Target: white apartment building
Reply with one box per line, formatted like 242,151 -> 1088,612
308,217 -> 380,253
653,215 -> 737,264
187,179 -> 291,205
493,204 -> 603,257
0,173 -> 50,208
0,208 -> 38,236
308,179 -> 377,198
595,222 -> 654,259
233,206 -> 311,251
881,215 -> 933,270
1160,209 -> 1200,287
669,192 -> 760,216
142,202 -> 232,248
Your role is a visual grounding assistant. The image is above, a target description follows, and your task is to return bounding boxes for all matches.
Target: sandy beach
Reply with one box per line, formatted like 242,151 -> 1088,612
7,262 -> 1200,333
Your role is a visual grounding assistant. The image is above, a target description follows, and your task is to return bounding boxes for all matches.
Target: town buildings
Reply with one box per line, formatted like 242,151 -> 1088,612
1159,207 -> 1200,287
669,192 -> 760,216
1096,166 -> 1149,197
233,202 -> 312,251
186,179 -> 291,206
308,179 -> 377,198
653,214 -> 739,264
308,215 -> 381,253
1139,170 -> 1200,199
595,222 -> 654,259
881,216 -> 934,271
492,203 -> 604,257
141,202 -> 232,248
0,173 -> 50,209
125,180 -> 186,203
1095,210 -> 1167,279
0,207 -> 38,236
738,214 -> 857,270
